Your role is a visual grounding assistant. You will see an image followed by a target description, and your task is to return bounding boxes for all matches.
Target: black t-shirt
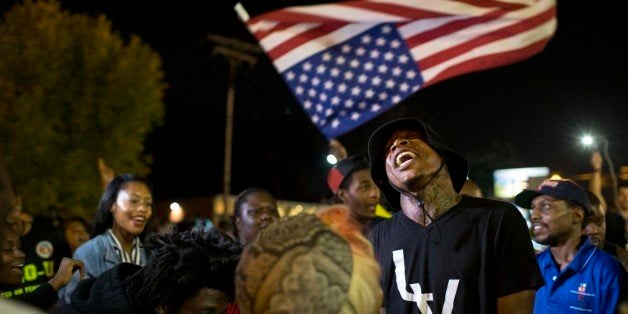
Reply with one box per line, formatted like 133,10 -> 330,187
369,196 -> 544,313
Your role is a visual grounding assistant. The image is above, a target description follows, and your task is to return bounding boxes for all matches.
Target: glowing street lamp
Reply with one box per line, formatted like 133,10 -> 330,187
169,202 -> 185,224
580,134 -> 609,149
326,154 -> 338,165
581,135 -> 594,146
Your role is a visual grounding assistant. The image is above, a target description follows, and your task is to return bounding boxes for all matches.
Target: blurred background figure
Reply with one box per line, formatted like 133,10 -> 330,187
233,187 -> 279,246
17,210 -> 32,237
584,190 -> 628,271
328,139 -> 348,162
588,151 -> 627,250
54,216 -> 91,272
61,174 -> 154,304
61,217 -> 90,255
169,216 -> 214,233
4,204 -> 23,235
56,229 -> 241,314
0,148 -> 22,236
97,158 -> 114,192
618,181 -> 628,249
236,205 -> 382,313
327,155 -> 382,235
216,215 -> 236,240
459,178 -> 483,198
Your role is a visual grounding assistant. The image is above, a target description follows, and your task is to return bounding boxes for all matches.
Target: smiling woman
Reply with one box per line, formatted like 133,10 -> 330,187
1,215 -> 85,311
0,227 -> 25,288
61,174 -> 155,305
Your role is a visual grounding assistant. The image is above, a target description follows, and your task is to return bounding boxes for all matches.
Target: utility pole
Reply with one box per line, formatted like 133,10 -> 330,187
208,34 -> 260,217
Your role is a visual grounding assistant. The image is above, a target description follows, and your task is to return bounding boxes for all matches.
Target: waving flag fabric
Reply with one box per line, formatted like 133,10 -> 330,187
243,0 -> 557,139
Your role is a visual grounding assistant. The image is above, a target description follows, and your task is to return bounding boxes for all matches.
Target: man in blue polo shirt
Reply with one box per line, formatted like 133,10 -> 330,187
515,178 -> 626,313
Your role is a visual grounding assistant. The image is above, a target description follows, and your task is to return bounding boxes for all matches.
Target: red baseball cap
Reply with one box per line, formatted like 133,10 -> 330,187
327,155 -> 369,194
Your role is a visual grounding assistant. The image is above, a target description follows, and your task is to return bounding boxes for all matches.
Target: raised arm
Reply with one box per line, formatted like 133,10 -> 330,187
589,151 -> 607,212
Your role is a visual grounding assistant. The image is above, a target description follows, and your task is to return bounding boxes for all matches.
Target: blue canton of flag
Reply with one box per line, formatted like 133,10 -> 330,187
282,24 -> 423,139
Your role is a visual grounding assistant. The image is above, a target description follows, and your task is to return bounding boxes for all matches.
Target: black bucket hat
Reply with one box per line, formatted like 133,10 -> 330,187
367,118 -> 469,210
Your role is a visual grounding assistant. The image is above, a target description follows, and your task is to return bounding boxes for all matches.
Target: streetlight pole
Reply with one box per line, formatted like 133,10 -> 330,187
208,34 -> 260,217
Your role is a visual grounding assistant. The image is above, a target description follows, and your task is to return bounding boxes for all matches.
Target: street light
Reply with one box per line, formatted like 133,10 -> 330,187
581,135 -> 593,146
326,154 -> 338,165
580,134 -> 619,208
581,134 -> 609,150
169,202 -> 185,224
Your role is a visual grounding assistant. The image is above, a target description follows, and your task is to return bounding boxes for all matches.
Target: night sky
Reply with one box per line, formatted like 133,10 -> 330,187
2,1 -> 627,205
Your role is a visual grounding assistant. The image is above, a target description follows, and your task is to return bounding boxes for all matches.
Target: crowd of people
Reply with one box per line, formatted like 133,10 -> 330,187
1,116 -> 627,313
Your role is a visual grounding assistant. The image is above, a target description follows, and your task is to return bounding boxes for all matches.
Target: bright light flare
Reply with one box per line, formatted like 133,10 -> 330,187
581,135 -> 594,146
326,154 -> 338,165
169,202 -> 185,223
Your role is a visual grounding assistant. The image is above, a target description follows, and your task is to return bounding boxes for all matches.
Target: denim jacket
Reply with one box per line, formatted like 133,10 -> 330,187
60,232 -> 148,304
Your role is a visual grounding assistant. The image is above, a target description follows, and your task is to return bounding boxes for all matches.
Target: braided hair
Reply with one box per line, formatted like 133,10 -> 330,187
125,229 -> 242,312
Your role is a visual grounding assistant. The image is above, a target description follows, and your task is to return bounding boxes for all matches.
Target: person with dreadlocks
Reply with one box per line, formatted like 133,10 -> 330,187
366,118 -> 544,313
55,228 -> 242,313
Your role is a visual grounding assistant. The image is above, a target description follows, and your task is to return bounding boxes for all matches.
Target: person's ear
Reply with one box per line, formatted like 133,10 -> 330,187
572,206 -> 585,225
338,189 -> 349,203
235,216 -> 242,231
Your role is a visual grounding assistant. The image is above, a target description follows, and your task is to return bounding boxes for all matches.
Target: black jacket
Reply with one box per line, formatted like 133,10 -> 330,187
54,263 -> 143,314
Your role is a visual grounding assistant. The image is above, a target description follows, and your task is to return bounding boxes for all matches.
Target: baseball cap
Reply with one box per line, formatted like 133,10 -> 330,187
327,155 -> 370,194
367,118 -> 468,210
514,179 -> 592,215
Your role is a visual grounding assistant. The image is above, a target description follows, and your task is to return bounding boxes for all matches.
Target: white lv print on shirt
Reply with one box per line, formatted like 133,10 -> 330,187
393,250 -> 460,314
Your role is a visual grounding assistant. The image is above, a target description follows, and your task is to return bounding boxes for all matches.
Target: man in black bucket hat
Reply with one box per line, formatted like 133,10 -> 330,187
367,118 -> 543,313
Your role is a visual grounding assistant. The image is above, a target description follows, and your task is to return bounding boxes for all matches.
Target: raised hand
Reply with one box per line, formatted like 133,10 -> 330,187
48,257 -> 85,291
590,151 -> 603,171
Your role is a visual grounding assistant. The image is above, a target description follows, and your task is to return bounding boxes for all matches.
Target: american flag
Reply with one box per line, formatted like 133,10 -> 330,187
241,0 -> 557,139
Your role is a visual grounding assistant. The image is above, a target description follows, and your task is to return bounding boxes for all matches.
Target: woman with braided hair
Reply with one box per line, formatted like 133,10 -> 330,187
235,204 -> 382,313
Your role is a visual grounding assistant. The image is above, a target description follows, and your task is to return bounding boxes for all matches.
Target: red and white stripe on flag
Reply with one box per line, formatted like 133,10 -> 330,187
244,0 -> 557,139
